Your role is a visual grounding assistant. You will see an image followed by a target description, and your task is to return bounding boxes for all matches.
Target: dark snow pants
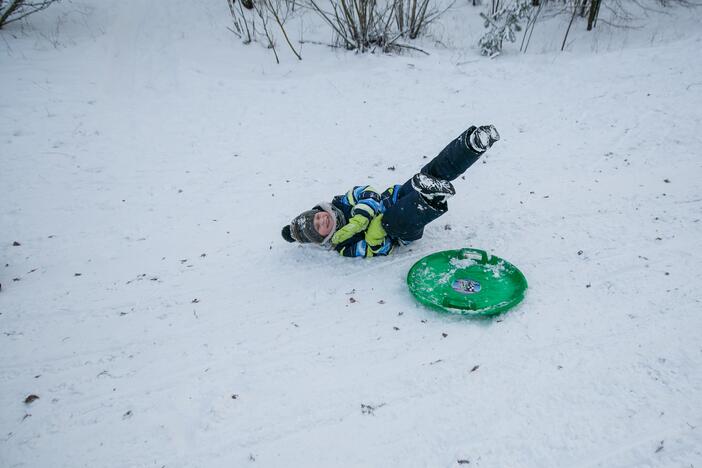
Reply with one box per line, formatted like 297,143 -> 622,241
381,129 -> 483,242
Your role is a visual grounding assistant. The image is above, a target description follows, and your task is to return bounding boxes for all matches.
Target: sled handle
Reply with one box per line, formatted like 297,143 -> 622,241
461,248 -> 490,263
442,297 -> 476,310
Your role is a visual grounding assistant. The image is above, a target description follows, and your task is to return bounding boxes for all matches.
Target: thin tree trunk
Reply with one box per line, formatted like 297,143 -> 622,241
269,0 -> 302,59
237,0 -> 252,43
396,0 -> 404,33
587,0 -> 601,31
256,3 -> 279,63
561,0 -> 579,51
409,0 -> 417,38
520,3 -> 541,53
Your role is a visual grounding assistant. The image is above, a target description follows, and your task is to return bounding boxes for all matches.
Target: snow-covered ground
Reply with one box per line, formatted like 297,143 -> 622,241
2,1 -> 702,467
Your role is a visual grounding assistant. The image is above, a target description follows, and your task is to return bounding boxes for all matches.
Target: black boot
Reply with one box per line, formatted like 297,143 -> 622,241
411,173 -> 455,201
467,125 -> 500,153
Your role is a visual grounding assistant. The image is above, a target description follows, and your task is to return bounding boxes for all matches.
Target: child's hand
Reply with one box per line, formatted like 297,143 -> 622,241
365,215 -> 387,247
331,215 -> 369,245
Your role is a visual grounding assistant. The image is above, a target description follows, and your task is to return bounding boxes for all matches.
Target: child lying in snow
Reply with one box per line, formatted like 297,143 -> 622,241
281,125 -> 500,258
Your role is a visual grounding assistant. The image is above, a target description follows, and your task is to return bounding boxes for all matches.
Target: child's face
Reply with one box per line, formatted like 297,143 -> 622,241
313,211 -> 334,237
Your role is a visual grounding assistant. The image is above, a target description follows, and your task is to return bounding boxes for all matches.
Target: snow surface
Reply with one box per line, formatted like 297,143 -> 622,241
2,1 -> 702,467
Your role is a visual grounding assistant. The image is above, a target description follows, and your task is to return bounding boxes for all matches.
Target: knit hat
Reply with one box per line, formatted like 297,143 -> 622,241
285,209 -> 325,244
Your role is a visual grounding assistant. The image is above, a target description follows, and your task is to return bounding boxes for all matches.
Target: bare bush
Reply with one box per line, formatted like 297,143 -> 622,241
0,0 -> 59,29
227,0 -> 301,62
307,0 -> 447,52
482,0 -> 701,57
395,0 -> 434,39
308,0 -> 394,52
478,0 -> 531,56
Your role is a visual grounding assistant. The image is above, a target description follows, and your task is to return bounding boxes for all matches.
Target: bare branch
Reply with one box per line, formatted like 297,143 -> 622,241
1,0 -> 59,28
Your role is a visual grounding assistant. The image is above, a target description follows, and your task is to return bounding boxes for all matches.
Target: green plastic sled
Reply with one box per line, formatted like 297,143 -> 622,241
407,248 -> 527,317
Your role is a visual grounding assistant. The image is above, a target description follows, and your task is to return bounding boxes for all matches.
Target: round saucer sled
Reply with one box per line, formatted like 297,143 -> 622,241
407,248 -> 527,316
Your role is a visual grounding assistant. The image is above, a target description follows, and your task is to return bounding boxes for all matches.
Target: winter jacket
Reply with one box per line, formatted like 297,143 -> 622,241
328,185 -> 402,258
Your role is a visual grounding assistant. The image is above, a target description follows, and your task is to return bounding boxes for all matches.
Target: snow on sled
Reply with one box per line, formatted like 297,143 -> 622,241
407,248 -> 527,317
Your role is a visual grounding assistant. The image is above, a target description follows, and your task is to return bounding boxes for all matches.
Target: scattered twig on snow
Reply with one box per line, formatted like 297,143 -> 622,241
361,402 -> 386,415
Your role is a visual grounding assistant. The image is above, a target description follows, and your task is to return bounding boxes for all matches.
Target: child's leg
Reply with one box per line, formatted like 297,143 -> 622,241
420,128 -> 483,181
382,127 -> 487,242
396,128 -> 482,199
381,189 -> 446,242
